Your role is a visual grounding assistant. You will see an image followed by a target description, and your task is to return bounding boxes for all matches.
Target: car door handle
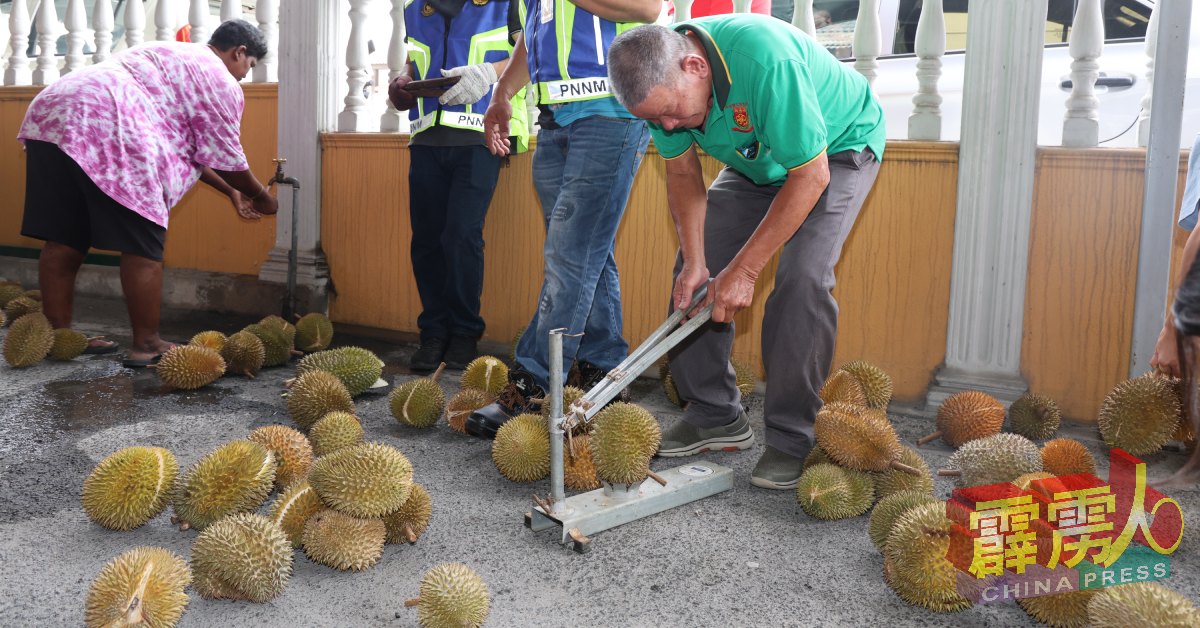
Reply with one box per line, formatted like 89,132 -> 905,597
1060,76 -> 1135,89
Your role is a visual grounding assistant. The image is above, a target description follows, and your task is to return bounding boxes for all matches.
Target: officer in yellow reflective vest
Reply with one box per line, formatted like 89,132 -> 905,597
463,0 -> 667,439
388,0 -> 528,371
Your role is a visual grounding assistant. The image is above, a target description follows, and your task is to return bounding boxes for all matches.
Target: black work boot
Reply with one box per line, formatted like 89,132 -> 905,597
465,368 -> 545,439
410,337 -> 447,371
443,335 -> 477,370
574,361 -> 632,403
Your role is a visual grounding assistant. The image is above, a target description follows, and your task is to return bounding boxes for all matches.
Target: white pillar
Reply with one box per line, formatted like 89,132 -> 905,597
907,0 -> 944,140
63,0 -> 88,73
220,0 -> 241,22
4,0 -> 30,86
124,0 -> 146,48
925,0 -> 1049,409
731,0 -> 751,13
852,0 -> 881,87
155,0 -> 176,41
674,0 -> 692,22
189,0 -> 210,45
1136,3 -> 1159,147
258,0 -> 341,307
1062,0 -> 1103,146
253,0 -> 279,82
32,0 -> 60,85
379,0 -> 406,132
792,0 -> 815,37
338,0 -> 373,132
92,0 -> 114,64
1130,0 -> 1193,377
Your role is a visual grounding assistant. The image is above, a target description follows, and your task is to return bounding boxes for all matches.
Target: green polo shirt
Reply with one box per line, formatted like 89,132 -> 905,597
648,15 -> 886,186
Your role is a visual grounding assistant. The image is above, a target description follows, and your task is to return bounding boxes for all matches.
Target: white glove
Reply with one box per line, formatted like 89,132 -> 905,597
439,63 -> 499,106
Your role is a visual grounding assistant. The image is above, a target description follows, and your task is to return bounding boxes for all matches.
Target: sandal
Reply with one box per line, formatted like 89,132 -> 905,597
83,340 -> 120,355
122,344 -> 177,368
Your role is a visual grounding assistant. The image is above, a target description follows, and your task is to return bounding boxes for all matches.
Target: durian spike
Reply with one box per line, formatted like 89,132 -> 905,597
916,431 -> 943,446
647,470 -> 668,486
431,362 -> 446,383
405,598 -> 422,608
937,469 -> 962,477
889,459 -> 922,476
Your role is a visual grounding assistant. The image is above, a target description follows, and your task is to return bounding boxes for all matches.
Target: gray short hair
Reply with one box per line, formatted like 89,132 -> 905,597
608,25 -> 693,110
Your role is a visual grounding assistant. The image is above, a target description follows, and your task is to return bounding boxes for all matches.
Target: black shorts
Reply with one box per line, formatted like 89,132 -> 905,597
21,139 -> 167,262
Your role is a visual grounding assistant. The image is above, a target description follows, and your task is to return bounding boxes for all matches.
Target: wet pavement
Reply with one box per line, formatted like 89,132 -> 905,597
1,296 -> 1198,627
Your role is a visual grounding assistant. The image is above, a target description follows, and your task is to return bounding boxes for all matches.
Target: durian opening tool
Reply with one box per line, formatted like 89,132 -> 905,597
528,281 -> 735,552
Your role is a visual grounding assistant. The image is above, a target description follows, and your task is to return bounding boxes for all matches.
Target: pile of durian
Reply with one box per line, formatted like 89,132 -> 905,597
0,281 -> 97,367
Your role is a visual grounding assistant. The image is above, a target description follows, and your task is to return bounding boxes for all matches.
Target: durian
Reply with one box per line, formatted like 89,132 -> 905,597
288,370 -> 355,431
803,446 -> 836,470
839,361 -> 893,409
258,314 -> 296,337
1017,589 -> 1096,628
302,509 -> 386,572
541,385 -> 592,435
1087,581 -> 1200,628
461,356 -> 508,396
82,446 -> 178,531
873,446 -> 935,499
84,547 -> 191,628
919,390 -> 1005,448
221,330 -> 265,378
0,281 -> 24,308
591,402 -> 662,485
153,345 -> 225,389
3,294 -> 41,323
244,322 -> 296,367
267,479 -> 325,548
814,402 -> 919,474
391,363 -> 447,428
383,482 -> 432,544
939,433 -> 1043,489
492,414 -> 550,482
406,563 -> 490,628
188,331 -> 226,353
565,434 -> 601,491
796,463 -> 875,520
49,328 -> 91,360
247,425 -> 314,490
819,370 -> 867,407
173,440 -> 276,530
884,502 -> 973,612
446,389 -> 494,434
660,361 -> 683,407
869,490 -> 940,552
308,442 -> 414,518
295,346 -> 382,396
3,311 -> 53,367
295,312 -> 334,352
1013,471 -> 1055,490
190,513 -> 292,603
509,325 -> 526,363
23,289 -> 41,301
1041,438 -> 1097,477
309,411 -> 365,457
1009,393 -> 1061,440
1099,376 -> 1180,456
732,358 -> 756,398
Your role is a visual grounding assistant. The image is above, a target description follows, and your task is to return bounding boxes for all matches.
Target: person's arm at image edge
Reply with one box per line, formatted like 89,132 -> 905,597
1152,225 -> 1200,377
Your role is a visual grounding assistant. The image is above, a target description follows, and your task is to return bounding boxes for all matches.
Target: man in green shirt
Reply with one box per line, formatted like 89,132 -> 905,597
607,15 -> 885,489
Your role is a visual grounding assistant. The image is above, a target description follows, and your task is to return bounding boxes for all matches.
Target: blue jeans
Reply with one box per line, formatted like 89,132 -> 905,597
409,144 -> 503,340
513,115 -> 651,388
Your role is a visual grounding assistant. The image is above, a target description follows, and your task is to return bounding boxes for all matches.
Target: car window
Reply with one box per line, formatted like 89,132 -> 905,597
892,0 -> 1152,55
812,0 -> 862,59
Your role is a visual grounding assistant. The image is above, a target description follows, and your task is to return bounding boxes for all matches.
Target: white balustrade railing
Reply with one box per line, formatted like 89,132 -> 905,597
338,0 -> 374,131
221,0 -> 242,22
907,0 -> 944,140
674,0 -> 692,22
92,0 -> 114,64
32,0 -> 61,85
4,0 -> 30,86
793,0 -> 815,37
189,0 -> 211,46
852,0 -> 881,87
379,0 -> 406,132
1062,0 -> 1103,146
731,0 -> 752,14
125,0 -> 146,48
64,0 -> 88,73
1136,1 -> 1158,147
156,0 -> 177,41
254,0 -> 280,82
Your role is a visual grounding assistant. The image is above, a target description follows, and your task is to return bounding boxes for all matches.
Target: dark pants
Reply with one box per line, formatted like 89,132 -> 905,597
667,149 -> 881,459
409,144 -> 503,341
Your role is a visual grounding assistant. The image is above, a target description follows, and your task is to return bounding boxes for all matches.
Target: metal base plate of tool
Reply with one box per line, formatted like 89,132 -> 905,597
530,281 -> 734,552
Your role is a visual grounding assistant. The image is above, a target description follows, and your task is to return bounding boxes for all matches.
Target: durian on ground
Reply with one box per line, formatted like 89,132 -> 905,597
191,513 -> 293,603
288,370 -> 355,431
247,425 -> 314,491
407,563 -> 490,628
85,546 -> 191,628
82,446 -> 178,531
173,440 -> 276,530
303,509 -> 386,572
268,479 -> 325,548
392,364 -> 447,428
1098,376 -> 1180,456
3,311 -> 53,367
492,414 -> 550,482
295,346 -> 383,396
383,482 -> 433,544
309,410 -> 365,457
591,402 -> 661,485
309,442 -> 414,518
796,463 -> 875,520
920,390 -> 1005,448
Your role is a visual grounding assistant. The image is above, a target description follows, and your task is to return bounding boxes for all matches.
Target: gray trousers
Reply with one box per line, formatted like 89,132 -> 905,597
667,148 -> 881,459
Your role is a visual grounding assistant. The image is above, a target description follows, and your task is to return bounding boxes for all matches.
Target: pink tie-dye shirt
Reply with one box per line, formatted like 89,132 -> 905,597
18,42 -> 248,229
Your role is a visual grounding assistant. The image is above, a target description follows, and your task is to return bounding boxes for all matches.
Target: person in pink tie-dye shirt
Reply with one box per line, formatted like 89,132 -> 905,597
17,20 -> 278,367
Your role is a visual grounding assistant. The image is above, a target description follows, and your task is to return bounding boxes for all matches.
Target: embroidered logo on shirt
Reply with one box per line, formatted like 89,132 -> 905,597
421,2 -> 435,16
472,0 -> 490,6
733,104 -> 751,131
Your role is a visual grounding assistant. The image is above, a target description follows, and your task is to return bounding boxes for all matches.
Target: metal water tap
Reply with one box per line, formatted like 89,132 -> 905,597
270,158 -> 302,320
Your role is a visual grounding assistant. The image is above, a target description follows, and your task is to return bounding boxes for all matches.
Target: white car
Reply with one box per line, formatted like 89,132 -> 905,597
799,0 -> 1198,149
